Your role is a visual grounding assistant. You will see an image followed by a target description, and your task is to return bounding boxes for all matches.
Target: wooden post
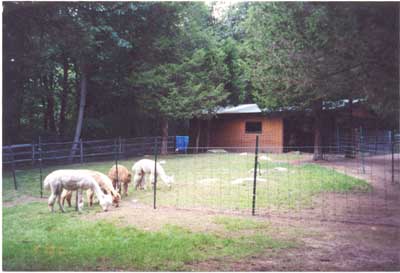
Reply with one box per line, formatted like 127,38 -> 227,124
360,127 -> 366,174
9,147 -> 18,190
31,142 -> 35,166
153,138 -> 158,210
391,131 -> 395,184
115,138 -> 120,194
252,135 -> 259,216
336,127 -> 340,154
80,138 -> 83,163
38,136 -> 43,198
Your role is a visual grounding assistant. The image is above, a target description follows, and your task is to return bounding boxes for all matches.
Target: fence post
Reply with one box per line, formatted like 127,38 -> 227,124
114,138 -> 120,194
153,137 -> 158,210
119,136 -> 123,158
9,147 -> 18,190
80,138 -> 84,164
252,135 -> 259,216
38,136 -> 43,198
360,127 -> 365,174
31,142 -> 35,166
336,127 -> 340,154
391,131 -> 395,184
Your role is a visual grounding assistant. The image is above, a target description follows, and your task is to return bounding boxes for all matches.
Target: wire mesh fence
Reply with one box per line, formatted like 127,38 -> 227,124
149,142 -> 399,225
2,134 -> 399,226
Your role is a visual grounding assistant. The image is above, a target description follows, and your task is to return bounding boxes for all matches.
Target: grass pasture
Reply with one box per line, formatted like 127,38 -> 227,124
2,152 -> 371,270
3,152 -> 370,209
3,203 -> 296,271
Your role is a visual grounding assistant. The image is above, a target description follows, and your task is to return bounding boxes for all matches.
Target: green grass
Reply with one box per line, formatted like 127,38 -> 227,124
213,216 -> 269,231
3,152 -> 364,270
3,153 -> 370,210
3,203 -> 293,271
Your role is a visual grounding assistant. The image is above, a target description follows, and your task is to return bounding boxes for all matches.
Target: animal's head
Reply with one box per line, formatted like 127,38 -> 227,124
167,175 -> 174,188
111,191 -> 121,207
99,194 -> 113,212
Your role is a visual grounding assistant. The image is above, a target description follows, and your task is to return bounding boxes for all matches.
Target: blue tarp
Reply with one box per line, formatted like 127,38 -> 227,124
175,136 -> 189,152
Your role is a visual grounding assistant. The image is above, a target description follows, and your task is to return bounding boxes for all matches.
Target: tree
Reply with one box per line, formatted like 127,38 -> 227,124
242,2 -> 399,159
130,2 -> 229,153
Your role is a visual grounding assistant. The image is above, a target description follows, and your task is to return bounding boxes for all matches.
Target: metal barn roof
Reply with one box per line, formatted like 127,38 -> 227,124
214,99 -> 366,115
215,104 -> 261,114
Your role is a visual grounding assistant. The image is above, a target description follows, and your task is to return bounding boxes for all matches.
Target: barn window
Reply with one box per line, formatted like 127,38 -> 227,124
245,121 -> 262,133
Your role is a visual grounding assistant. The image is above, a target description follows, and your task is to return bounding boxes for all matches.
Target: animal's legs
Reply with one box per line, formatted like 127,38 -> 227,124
134,173 -> 144,190
78,190 -> 84,211
86,189 -> 94,207
57,193 -> 65,213
123,182 -> 129,196
61,190 -> 72,207
48,192 -> 57,212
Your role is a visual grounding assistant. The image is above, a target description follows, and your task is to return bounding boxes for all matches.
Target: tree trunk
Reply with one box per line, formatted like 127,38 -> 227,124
195,118 -> 201,153
43,100 -> 48,131
74,62 -> 80,120
205,119 -> 211,148
69,67 -> 87,161
41,77 -> 48,131
161,117 -> 169,155
3,71 -> 23,144
59,55 -> 69,136
313,99 -> 323,161
46,73 -> 56,132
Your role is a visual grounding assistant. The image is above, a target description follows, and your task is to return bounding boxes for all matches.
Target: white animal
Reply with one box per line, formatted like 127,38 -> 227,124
61,170 -> 121,208
43,169 -> 113,212
132,159 -> 173,190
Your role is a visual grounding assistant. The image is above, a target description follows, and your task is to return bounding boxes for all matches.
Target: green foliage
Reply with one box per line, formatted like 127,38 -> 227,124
242,2 -> 398,118
130,2 -> 229,120
3,2 -> 398,144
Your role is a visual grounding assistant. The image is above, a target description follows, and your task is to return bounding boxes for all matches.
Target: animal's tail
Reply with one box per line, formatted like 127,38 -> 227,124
43,174 -> 51,190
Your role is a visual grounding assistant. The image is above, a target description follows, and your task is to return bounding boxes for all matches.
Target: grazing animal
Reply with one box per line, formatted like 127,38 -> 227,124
132,159 -> 173,190
61,170 -> 121,208
43,169 -> 113,212
108,165 -> 132,197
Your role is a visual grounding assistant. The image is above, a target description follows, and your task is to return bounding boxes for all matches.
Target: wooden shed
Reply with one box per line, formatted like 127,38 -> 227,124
189,104 -> 284,152
189,101 -> 379,153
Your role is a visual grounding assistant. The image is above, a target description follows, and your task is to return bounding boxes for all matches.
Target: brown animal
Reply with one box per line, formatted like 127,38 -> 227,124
61,170 -> 121,208
108,165 -> 132,196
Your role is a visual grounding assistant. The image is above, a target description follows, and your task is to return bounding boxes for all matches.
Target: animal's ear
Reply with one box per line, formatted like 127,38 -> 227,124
128,173 -> 132,179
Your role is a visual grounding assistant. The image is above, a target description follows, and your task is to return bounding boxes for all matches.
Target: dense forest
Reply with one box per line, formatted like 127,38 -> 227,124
3,2 -> 399,147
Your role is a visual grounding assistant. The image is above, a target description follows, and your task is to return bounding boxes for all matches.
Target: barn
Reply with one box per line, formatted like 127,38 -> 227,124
189,100 -> 381,153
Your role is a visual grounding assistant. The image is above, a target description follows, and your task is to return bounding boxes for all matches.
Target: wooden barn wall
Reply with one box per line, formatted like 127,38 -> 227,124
208,114 -> 284,152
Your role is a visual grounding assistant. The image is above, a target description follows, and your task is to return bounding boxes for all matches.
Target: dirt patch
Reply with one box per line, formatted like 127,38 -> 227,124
81,196 -> 400,271
85,200 -> 231,234
186,217 -> 400,271
3,195 -> 44,207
